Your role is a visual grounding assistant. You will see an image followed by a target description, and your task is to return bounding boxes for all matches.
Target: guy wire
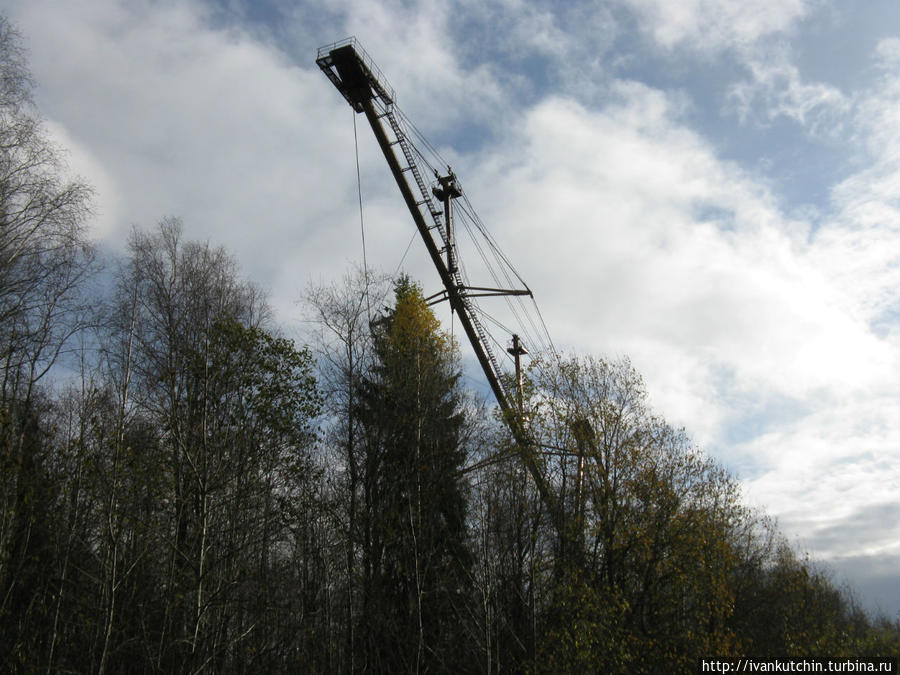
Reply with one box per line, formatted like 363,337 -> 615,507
353,111 -> 372,321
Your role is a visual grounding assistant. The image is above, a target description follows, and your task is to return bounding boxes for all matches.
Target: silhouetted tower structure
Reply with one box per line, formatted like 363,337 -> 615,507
317,38 -> 565,532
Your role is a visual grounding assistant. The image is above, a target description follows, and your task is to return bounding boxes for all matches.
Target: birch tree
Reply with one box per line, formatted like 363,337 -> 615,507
0,16 -> 94,669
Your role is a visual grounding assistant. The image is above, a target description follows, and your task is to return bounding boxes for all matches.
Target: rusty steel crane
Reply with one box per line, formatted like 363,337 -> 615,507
316,38 -> 566,534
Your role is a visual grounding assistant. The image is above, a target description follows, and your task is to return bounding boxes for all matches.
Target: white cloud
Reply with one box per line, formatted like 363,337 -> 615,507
726,53 -> 849,133
462,79 -> 899,607
618,0 -> 849,137
618,0 -> 817,50
450,0 -> 619,103
810,39 -> 900,348
733,37 -> 900,586
9,0 -> 371,324
474,87 -> 886,403
741,396 -> 900,560
455,0 -> 571,60
42,119 -> 119,239
305,0 -> 507,134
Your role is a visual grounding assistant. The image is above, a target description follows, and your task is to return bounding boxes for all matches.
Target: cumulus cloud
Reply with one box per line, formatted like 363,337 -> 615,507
461,71 -> 899,607
9,0 -> 375,324
734,37 -> 900,585
474,84 -> 886,407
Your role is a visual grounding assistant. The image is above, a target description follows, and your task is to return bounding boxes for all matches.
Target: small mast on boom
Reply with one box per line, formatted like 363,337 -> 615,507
316,38 -> 564,532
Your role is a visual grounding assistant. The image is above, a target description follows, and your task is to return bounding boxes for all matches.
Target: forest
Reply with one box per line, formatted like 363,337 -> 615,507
0,15 -> 898,674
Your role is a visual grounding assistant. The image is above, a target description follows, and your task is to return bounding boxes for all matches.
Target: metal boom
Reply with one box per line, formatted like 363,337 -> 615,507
316,38 -> 565,532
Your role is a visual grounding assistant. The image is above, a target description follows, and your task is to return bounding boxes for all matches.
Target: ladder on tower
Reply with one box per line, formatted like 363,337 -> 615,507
316,38 -> 563,532
383,110 -> 443,223
379,108 -> 510,403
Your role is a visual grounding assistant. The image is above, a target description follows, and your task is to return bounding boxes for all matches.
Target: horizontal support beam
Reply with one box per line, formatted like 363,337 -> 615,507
425,286 -> 532,306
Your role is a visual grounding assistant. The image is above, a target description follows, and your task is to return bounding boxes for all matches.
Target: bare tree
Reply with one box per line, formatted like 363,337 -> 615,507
303,265 -> 387,671
0,16 -> 94,670
0,16 -> 94,404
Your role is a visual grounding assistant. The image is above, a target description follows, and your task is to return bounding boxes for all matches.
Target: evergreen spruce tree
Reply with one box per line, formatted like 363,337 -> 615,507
357,276 -> 471,673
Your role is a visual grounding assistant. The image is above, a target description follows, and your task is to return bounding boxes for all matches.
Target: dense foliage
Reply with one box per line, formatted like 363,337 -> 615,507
0,15 -> 897,673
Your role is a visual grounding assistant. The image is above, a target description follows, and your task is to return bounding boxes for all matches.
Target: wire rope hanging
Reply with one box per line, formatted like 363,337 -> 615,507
352,110 -> 373,322
319,39 -> 557,389
317,37 -> 570,537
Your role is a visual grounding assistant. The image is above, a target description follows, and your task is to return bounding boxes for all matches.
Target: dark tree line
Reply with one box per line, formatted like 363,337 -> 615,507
0,15 -> 897,673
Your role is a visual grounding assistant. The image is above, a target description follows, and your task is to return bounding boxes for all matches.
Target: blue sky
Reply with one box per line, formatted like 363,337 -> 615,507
3,0 -> 899,617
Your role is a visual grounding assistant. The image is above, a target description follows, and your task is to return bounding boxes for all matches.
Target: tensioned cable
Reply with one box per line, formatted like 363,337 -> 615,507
368,230 -> 419,316
396,108 -> 448,171
459,194 -> 531,290
532,298 -> 558,360
453,191 -> 550,353
353,112 -> 372,321
457,213 -> 542,361
460,220 -> 529,351
454,197 -> 554,358
464,203 -> 555,360
455,207 -> 549,359
390,102 -> 558,370
477,305 -> 514,337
